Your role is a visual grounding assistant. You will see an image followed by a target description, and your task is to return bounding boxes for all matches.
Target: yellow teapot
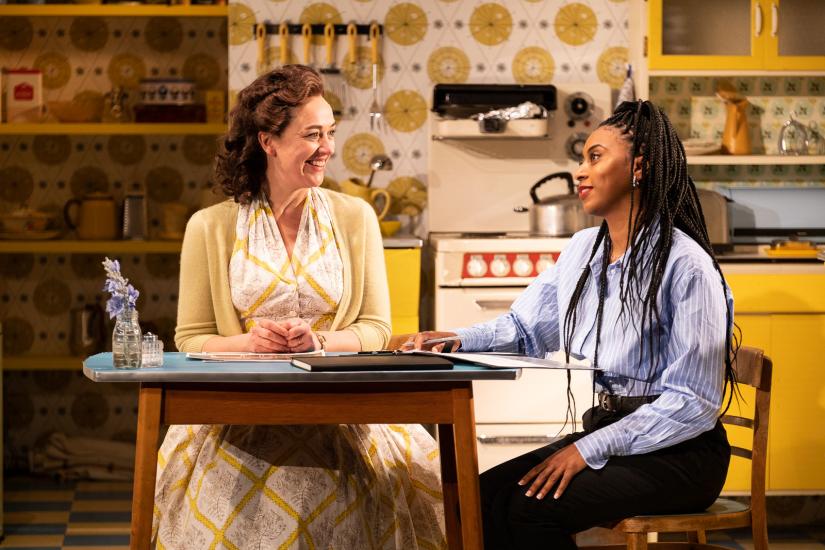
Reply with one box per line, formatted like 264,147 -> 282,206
339,178 -> 391,221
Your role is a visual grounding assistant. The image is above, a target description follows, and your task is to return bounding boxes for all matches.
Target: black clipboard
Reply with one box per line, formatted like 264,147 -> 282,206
291,353 -> 454,372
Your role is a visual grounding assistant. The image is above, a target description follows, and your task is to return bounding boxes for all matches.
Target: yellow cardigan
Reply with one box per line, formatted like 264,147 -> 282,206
174,189 -> 391,352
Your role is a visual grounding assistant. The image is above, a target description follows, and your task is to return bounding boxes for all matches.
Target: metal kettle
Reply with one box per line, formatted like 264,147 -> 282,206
515,172 -> 600,237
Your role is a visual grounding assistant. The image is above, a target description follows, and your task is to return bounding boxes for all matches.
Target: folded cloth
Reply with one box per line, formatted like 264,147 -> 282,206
29,432 -> 135,481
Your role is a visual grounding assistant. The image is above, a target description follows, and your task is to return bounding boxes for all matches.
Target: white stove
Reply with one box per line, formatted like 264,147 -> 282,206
426,83 -> 612,472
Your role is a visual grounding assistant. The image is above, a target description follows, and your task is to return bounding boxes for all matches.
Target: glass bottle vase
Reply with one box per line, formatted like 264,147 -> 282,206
112,308 -> 142,369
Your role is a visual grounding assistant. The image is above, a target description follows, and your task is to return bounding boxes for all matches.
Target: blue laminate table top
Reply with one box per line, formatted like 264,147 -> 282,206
83,352 -> 521,384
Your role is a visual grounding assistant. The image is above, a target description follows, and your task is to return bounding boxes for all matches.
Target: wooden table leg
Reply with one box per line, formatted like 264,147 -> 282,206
131,384 -> 162,550
452,384 -> 484,550
438,423 -> 461,549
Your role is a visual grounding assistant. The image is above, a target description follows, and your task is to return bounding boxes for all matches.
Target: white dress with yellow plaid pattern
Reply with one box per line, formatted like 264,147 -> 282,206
153,190 -> 446,549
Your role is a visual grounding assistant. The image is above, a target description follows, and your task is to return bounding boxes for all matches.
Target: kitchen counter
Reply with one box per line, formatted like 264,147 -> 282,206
383,236 -> 423,248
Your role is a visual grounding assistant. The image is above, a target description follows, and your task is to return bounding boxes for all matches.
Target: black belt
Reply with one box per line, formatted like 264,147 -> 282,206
597,392 -> 660,413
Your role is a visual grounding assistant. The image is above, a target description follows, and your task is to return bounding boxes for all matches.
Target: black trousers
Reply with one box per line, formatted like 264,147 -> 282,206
480,406 -> 731,550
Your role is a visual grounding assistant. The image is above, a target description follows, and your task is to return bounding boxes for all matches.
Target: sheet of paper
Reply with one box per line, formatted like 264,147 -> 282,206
186,350 -> 325,362
415,352 -> 600,370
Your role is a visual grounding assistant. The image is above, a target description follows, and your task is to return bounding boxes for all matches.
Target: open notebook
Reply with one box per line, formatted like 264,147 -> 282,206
186,350 -> 325,362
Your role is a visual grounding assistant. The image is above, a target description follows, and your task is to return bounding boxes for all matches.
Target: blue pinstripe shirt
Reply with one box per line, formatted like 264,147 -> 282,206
455,226 -> 732,469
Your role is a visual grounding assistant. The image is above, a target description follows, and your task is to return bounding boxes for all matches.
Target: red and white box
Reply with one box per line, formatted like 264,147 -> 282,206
3,68 -> 43,123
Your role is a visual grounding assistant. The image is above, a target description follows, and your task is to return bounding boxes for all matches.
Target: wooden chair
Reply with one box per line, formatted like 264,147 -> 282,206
587,346 -> 772,550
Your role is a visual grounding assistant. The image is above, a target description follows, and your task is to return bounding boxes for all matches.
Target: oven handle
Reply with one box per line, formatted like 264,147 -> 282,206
474,299 -> 514,310
477,434 -> 561,445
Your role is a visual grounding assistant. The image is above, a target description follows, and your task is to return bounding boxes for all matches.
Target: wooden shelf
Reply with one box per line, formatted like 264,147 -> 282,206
0,4 -> 227,17
687,155 -> 825,166
650,69 -> 825,77
4,355 -> 83,371
0,240 -> 182,254
0,123 -> 226,135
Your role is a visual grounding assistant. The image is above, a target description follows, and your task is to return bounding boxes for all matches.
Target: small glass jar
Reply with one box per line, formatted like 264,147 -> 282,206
141,332 -> 164,368
112,308 -> 142,369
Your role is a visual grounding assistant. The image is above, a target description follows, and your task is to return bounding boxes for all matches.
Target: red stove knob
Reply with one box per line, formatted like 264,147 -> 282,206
466,254 -> 488,277
536,254 -> 556,273
490,254 -> 511,277
512,254 -> 533,277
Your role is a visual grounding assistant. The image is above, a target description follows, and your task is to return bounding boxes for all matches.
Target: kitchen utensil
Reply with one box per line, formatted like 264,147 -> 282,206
365,154 -> 393,187
340,178 -> 391,221
302,22 -> 313,67
279,22 -> 289,67
256,23 -> 267,75
320,22 -> 345,116
346,22 -> 358,65
63,192 -> 117,240
515,172 -> 599,237
379,219 -> 402,237
1,207 -> 54,233
69,303 -> 106,356
778,112 -> 808,155
122,192 -> 147,240
696,188 -> 731,251
716,81 -> 751,155
368,22 -> 383,131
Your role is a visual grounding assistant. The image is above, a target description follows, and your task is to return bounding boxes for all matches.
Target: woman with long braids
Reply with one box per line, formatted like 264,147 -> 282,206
410,100 -> 737,549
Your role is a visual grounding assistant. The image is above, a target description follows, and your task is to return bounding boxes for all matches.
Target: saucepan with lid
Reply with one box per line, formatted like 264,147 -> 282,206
515,172 -> 600,237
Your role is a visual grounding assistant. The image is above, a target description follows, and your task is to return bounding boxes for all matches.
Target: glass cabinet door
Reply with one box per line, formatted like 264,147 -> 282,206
765,0 -> 825,69
649,0 -> 765,70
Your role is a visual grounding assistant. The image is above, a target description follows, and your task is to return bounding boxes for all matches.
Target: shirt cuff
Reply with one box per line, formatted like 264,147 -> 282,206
574,424 -> 628,470
453,327 -> 487,352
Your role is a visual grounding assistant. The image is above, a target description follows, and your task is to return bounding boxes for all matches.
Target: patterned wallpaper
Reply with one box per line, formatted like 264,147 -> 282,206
1,15 -> 226,469
650,76 -> 825,189
0,0 -> 634,472
228,0 -> 630,230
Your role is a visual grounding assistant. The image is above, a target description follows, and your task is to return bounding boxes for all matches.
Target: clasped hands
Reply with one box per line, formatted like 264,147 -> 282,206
246,317 -> 319,353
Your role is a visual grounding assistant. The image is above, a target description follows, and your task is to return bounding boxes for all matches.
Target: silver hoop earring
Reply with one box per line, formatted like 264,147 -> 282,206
631,175 -> 639,188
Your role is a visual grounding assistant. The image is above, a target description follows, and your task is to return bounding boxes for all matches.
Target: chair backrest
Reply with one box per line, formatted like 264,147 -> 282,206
721,346 -> 772,541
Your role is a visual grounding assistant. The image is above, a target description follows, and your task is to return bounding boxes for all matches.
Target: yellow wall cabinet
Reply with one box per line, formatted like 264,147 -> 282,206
649,0 -> 825,71
722,270 -> 825,493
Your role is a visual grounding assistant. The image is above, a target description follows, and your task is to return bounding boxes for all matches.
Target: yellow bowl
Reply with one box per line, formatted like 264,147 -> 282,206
379,220 -> 402,238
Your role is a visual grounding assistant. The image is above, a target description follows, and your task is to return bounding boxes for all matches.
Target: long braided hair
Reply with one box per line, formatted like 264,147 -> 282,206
562,100 -> 739,417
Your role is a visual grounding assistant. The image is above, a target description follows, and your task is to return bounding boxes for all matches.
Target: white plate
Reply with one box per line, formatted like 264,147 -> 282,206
683,140 -> 721,156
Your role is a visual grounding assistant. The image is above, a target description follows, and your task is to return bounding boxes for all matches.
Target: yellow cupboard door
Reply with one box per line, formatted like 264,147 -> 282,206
768,314 -> 825,490
722,314 -> 771,493
384,248 -> 421,335
649,0 -> 765,70
763,0 -> 825,70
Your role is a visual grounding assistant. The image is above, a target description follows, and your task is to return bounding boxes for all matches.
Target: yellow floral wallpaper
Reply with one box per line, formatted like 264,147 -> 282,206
228,0 -> 630,222
0,1 -> 629,469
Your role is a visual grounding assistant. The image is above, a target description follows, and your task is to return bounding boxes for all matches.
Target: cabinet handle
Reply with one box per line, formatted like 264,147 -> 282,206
771,2 -> 778,37
474,300 -> 513,310
755,2 -> 763,37
477,435 -> 561,445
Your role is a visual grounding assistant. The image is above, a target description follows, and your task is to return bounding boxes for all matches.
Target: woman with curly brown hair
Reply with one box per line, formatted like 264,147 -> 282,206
152,65 -> 445,549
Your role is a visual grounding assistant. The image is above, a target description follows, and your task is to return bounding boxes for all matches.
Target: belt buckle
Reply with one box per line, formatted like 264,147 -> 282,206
598,392 -> 613,412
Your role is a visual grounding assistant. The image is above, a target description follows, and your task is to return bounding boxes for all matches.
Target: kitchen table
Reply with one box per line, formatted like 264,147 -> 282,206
83,352 -> 521,550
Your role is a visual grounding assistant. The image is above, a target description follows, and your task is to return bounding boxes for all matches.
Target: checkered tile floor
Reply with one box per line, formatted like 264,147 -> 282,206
1,477 -> 129,549
1,476 -> 823,549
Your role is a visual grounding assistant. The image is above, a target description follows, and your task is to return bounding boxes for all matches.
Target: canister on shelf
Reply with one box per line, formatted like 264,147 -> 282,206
122,193 -> 147,240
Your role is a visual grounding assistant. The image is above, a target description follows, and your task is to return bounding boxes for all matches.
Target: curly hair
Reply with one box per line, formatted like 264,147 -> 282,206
215,65 -> 324,203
